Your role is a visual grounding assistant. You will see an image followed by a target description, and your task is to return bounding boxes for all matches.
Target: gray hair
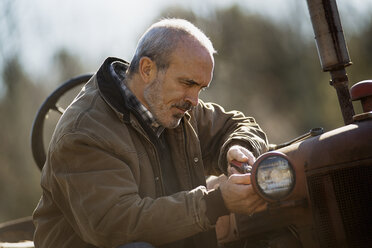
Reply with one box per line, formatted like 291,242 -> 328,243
127,18 -> 216,77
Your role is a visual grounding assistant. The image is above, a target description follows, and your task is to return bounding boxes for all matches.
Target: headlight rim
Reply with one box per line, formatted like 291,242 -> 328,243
251,151 -> 296,202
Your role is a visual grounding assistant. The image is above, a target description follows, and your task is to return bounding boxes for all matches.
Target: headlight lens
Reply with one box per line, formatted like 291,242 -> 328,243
255,153 -> 295,200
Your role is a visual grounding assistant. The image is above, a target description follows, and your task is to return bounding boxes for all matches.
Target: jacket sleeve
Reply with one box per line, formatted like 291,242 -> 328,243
192,100 -> 268,175
47,132 -> 213,248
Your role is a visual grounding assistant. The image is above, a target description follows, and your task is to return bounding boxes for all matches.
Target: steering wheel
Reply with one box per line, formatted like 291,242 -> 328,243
31,74 -> 93,171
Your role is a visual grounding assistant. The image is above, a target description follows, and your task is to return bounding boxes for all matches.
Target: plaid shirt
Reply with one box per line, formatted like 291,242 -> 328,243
110,62 -> 164,137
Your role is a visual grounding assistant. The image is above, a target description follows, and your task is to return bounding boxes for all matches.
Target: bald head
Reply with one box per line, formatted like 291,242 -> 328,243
127,19 -> 216,78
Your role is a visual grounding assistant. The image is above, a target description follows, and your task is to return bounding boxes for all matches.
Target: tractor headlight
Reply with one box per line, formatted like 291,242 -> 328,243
252,152 -> 295,201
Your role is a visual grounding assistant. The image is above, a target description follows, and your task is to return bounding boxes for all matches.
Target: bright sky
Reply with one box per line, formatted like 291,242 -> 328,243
2,0 -> 372,81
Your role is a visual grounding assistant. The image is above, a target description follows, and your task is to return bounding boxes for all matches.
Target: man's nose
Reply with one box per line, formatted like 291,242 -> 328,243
185,90 -> 199,107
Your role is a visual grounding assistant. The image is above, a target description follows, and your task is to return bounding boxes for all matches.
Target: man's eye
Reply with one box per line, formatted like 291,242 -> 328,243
182,80 -> 195,87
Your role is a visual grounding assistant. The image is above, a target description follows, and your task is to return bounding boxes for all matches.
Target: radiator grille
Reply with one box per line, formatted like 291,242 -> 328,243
307,163 -> 372,248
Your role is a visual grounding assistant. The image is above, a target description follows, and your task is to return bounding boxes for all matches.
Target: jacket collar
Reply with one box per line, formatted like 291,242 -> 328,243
96,57 -> 131,123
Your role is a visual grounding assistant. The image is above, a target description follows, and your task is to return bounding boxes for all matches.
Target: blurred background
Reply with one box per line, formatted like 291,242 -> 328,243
0,0 -> 371,223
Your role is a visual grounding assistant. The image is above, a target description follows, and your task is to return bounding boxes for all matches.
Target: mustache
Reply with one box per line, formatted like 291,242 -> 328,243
173,102 -> 192,112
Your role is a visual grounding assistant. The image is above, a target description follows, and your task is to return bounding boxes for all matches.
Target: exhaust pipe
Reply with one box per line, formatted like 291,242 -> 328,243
306,0 -> 355,124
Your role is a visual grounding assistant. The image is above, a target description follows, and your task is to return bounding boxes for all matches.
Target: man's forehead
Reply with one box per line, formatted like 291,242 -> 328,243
170,42 -> 214,68
171,58 -> 213,84
171,36 -> 212,56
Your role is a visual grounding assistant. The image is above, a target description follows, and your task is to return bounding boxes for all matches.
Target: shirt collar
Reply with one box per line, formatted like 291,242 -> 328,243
110,61 -> 165,137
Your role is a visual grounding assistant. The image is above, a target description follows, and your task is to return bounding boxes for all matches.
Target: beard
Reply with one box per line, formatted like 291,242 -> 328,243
143,77 -> 192,129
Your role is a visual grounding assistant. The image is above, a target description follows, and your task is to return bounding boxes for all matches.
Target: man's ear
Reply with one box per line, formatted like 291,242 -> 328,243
138,57 -> 157,84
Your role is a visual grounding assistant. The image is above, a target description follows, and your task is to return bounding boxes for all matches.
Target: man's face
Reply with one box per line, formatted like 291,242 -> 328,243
143,40 -> 214,129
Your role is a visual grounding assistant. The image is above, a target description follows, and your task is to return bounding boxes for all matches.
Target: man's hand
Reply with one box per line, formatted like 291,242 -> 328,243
219,173 -> 266,215
227,145 -> 255,175
215,144 -> 265,242
223,145 -> 266,215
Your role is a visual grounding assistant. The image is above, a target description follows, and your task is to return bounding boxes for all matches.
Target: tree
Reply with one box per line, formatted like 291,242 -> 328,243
0,57 -> 44,221
0,49 -> 86,222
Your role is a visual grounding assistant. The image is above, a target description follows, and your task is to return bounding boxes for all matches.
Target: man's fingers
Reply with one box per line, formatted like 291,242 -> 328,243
227,146 -> 248,162
238,148 -> 255,165
243,199 -> 267,216
252,200 -> 267,213
228,165 -> 240,176
244,151 -> 255,165
228,173 -> 251,185
227,145 -> 256,166
238,194 -> 267,216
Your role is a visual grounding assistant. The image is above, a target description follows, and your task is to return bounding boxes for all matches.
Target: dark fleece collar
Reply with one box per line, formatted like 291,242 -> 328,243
96,57 -> 131,122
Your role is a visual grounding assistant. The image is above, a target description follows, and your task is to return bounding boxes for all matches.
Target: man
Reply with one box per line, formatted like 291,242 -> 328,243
33,18 -> 268,248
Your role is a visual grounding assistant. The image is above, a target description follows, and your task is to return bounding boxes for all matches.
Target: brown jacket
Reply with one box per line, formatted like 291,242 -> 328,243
33,57 -> 268,248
